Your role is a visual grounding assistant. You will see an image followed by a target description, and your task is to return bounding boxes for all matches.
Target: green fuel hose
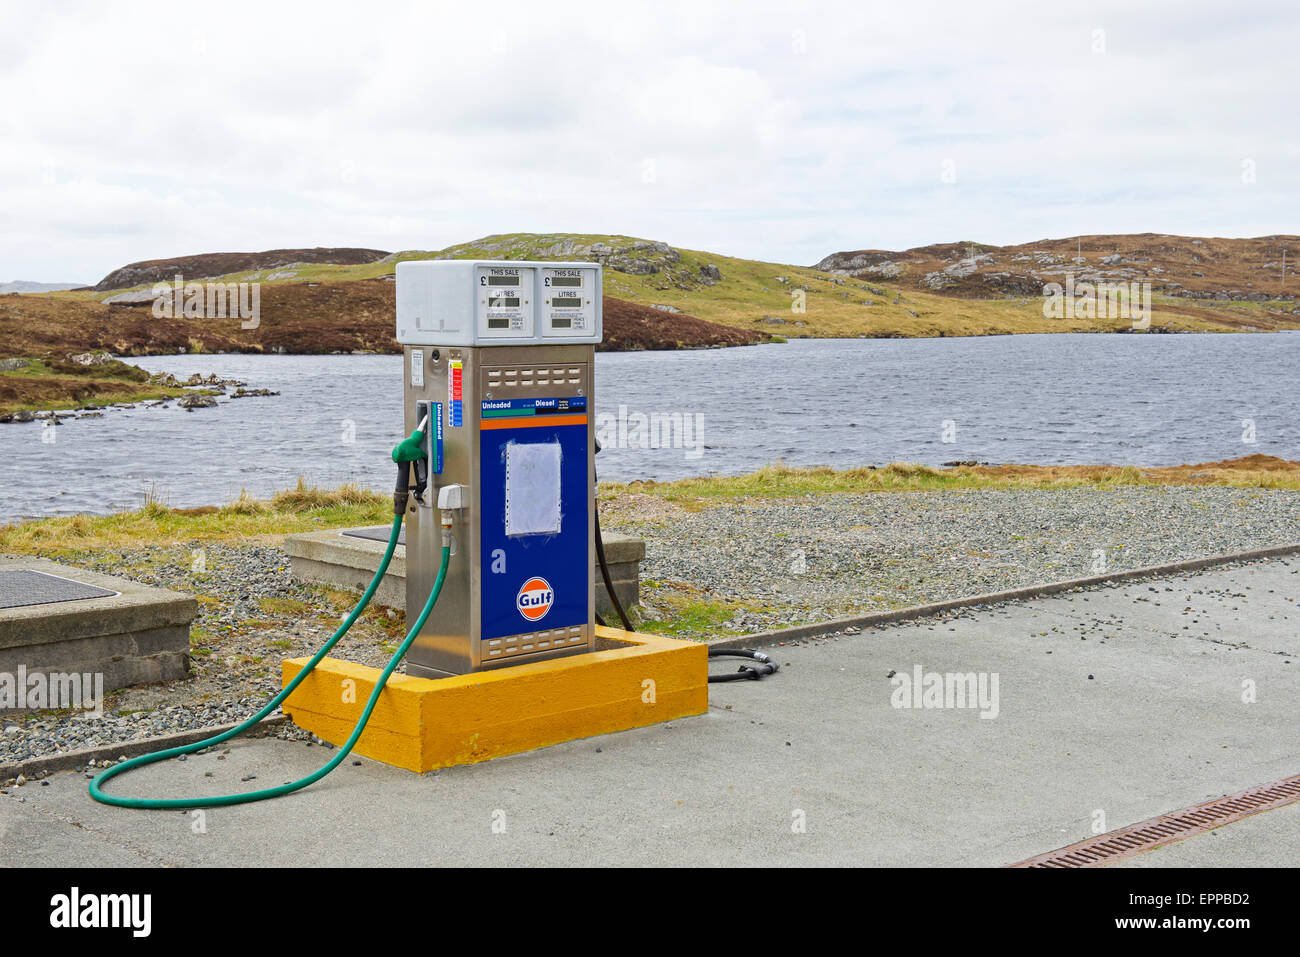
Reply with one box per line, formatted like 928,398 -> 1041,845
89,514 -> 451,809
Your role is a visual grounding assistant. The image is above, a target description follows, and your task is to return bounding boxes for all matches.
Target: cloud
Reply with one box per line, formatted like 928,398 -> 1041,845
1,0 -> 1296,282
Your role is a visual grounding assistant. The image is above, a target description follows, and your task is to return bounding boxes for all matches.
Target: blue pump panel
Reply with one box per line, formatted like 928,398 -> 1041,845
478,414 -> 589,642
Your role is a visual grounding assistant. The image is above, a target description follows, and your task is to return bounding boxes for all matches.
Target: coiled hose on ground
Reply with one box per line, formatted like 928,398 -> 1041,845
89,514 -> 448,809
91,440 -> 450,809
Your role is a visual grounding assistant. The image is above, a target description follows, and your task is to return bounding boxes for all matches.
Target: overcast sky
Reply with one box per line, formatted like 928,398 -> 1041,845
2,0 -> 1297,283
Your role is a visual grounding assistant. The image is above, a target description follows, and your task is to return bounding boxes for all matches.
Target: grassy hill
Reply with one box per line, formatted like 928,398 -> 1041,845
92,247 -> 388,292
47,232 -> 1300,339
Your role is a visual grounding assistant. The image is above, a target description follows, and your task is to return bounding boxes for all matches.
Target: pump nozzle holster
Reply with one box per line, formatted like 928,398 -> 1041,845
392,428 -> 429,514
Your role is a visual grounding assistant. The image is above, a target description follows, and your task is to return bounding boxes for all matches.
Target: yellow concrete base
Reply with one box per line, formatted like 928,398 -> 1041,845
280,626 -> 708,773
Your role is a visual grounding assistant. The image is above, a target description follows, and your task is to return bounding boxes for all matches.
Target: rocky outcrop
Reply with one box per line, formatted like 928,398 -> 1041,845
67,351 -> 114,366
815,233 -> 1300,303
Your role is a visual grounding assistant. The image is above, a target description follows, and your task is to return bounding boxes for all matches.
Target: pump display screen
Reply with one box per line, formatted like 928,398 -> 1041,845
487,276 -> 519,286
488,317 -> 509,329
551,297 -> 580,308
488,296 -> 521,307
551,315 -> 572,328
550,277 -> 582,287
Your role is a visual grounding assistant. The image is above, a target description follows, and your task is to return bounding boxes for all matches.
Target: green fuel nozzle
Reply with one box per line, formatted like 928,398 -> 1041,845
392,414 -> 430,514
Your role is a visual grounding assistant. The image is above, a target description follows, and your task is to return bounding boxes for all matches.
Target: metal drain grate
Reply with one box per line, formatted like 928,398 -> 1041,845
342,526 -> 406,546
1011,774 -> 1300,867
0,569 -> 119,610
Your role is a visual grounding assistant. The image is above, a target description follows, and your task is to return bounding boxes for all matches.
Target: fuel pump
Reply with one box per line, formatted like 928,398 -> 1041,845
396,260 -> 602,676
88,257 -> 770,812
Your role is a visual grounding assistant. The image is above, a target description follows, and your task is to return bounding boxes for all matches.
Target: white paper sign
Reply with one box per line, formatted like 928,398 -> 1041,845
504,440 -> 562,537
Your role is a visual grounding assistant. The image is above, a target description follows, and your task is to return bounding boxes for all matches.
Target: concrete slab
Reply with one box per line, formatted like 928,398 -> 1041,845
0,557 -> 196,700
0,796 -> 159,866
6,557 -> 1296,867
0,569 -> 116,610
283,526 -> 644,615
282,527 -> 409,608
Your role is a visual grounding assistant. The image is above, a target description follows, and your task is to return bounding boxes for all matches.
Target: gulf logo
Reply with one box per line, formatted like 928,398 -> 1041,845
516,577 -> 554,622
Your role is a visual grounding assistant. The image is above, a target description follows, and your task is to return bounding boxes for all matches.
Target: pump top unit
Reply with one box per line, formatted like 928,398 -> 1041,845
396,260 -> 602,347
395,260 -> 603,678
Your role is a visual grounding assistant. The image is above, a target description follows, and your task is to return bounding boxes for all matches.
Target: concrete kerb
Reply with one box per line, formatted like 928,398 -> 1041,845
0,715 -> 289,783
708,542 -> 1300,651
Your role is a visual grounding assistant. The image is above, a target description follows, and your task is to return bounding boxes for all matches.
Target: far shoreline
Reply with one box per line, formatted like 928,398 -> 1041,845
2,454 -> 1298,528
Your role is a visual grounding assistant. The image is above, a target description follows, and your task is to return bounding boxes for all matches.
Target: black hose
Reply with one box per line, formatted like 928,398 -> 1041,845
593,444 -> 775,684
592,442 -> 635,631
708,647 -> 779,682
594,502 -> 634,632
393,462 -> 410,516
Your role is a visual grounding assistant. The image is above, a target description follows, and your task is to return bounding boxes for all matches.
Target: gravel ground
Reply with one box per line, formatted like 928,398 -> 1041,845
1,541 -> 406,766
606,486 -> 1300,635
3,485 -> 1298,764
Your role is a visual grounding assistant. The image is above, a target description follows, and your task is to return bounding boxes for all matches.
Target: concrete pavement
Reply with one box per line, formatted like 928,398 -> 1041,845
3,557 -> 1296,867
